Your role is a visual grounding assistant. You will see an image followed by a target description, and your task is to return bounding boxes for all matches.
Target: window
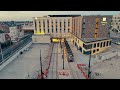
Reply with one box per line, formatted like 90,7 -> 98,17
64,29 -> 66,33
103,42 -> 106,47
83,44 -> 92,49
48,29 -> 49,33
116,23 -> 118,25
68,28 -> 70,33
107,41 -> 109,46
97,49 -> 99,51
60,29 -> 61,33
52,29 -> 53,33
56,28 -> 57,33
97,43 -> 99,47
109,41 -> 111,45
94,43 -> 96,48
100,42 -> 102,47
60,22 -> 62,27
93,50 -> 95,53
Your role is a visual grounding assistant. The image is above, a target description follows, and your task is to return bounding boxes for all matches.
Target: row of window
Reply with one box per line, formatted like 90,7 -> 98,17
114,17 -> 120,19
38,28 -> 70,33
83,41 -> 111,50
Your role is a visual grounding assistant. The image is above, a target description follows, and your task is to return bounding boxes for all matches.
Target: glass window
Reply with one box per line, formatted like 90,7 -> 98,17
93,50 -> 95,53
109,41 -> 111,45
97,43 -> 99,47
68,28 -> 70,33
107,41 -> 109,46
94,43 -> 96,48
48,29 -> 49,33
97,49 -> 99,51
103,42 -> 106,47
100,42 -> 102,47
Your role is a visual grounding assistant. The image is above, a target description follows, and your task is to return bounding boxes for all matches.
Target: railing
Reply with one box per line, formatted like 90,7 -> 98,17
0,36 -> 32,66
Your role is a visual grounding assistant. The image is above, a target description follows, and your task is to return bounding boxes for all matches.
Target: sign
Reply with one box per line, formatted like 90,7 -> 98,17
101,17 -> 107,25
58,70 -> 72,79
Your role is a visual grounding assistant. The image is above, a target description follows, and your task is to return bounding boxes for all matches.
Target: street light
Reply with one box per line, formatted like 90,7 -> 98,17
40,49 -> 44,79
63,40 -> 64,69
88,49 -> 92,79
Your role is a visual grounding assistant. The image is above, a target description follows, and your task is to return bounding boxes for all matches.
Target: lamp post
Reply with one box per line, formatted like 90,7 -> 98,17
40,49 -> 44,79
63,40 -> 64,69
88,49 -> 92,79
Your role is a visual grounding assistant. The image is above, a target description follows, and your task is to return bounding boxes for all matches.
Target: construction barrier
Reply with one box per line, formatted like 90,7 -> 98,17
77,64 -> 89,79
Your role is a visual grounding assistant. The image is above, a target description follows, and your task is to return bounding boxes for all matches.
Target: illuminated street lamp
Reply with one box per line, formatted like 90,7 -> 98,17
88,49 -> 92,79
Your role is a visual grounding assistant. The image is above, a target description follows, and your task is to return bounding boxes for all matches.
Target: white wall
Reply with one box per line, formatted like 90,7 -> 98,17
32,35 -> 50,44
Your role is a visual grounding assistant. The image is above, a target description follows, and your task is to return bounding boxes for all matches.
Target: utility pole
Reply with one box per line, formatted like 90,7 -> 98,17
63,41 -> 64,69
88,49 -> 91,79
40,49 -> 44,79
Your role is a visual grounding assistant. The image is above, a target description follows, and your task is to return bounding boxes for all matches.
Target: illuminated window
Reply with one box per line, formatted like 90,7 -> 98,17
103,17 -> 106,21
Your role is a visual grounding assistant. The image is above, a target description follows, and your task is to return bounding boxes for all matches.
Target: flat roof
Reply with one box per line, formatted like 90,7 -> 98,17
81,38 -> 112,43
48,15 -> 81,17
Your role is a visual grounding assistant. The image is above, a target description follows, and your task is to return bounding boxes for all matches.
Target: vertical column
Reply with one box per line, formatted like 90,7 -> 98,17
41,19 -> 43,33
37,18 -> 40,33
45,18 -> 47,34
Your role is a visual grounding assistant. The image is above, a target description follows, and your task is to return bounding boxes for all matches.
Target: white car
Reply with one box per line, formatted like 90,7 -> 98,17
115,42 -> 120,45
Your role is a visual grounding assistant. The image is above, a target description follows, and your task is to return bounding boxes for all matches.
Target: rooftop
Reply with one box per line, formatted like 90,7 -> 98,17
80,38 -> 112,43
48,15 -> 81,17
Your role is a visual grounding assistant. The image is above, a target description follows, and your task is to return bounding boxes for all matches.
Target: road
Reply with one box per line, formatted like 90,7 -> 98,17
47,42 -> 86,79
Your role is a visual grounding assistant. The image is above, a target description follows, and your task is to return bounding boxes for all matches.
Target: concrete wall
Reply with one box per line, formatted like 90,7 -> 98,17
32,35 -> 50,44
0,41 -> 32,71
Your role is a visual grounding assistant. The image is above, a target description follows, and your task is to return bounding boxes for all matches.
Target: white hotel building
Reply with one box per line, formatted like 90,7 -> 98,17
33,15 -> 72,38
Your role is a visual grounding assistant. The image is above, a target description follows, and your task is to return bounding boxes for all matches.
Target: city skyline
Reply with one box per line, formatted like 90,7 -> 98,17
0,11 -> 119,21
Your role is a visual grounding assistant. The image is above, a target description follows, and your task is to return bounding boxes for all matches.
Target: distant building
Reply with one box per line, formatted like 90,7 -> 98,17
22,21 -> 34,34
0,30 -> 11,43
9,25 -> 24,42
111,13 -> 120,33
0,23 -> 9,33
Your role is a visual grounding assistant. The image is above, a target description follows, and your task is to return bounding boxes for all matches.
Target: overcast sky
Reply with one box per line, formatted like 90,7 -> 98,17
0,11 -> 119,21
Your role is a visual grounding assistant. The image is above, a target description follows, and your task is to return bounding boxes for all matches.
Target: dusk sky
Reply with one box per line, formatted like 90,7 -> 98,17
0,11 -> 119,21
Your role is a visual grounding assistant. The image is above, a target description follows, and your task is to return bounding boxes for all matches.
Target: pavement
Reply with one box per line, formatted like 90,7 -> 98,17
0,43 -> 50,79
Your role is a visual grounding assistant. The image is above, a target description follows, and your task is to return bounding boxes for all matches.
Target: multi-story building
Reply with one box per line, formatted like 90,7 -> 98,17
33,15 -> 73,38
9,25 -> 24,42
0,30 -> 11,43
0,23 -> 9,33
72,16 -> 82,38
33,15 -> 112,55
81,15 -> 112,38
111,13 -> 120,33
22,21 -> 34,34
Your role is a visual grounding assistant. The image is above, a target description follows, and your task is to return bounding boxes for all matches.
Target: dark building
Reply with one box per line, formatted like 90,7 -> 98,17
82,15 -> 112,38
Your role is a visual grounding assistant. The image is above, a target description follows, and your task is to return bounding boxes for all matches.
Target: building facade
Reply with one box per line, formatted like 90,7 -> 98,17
0,23 -> 9,33
33,15 -> 72,38
81,15 -> 112,38
9,25 -> 24,42
22,21 -> 34,34
72,16 -> 82,38
111,14 -> 120,33
33,15 -> 112,55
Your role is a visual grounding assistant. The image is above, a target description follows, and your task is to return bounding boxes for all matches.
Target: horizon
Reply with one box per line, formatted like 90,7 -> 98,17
0,11 -> 119,21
